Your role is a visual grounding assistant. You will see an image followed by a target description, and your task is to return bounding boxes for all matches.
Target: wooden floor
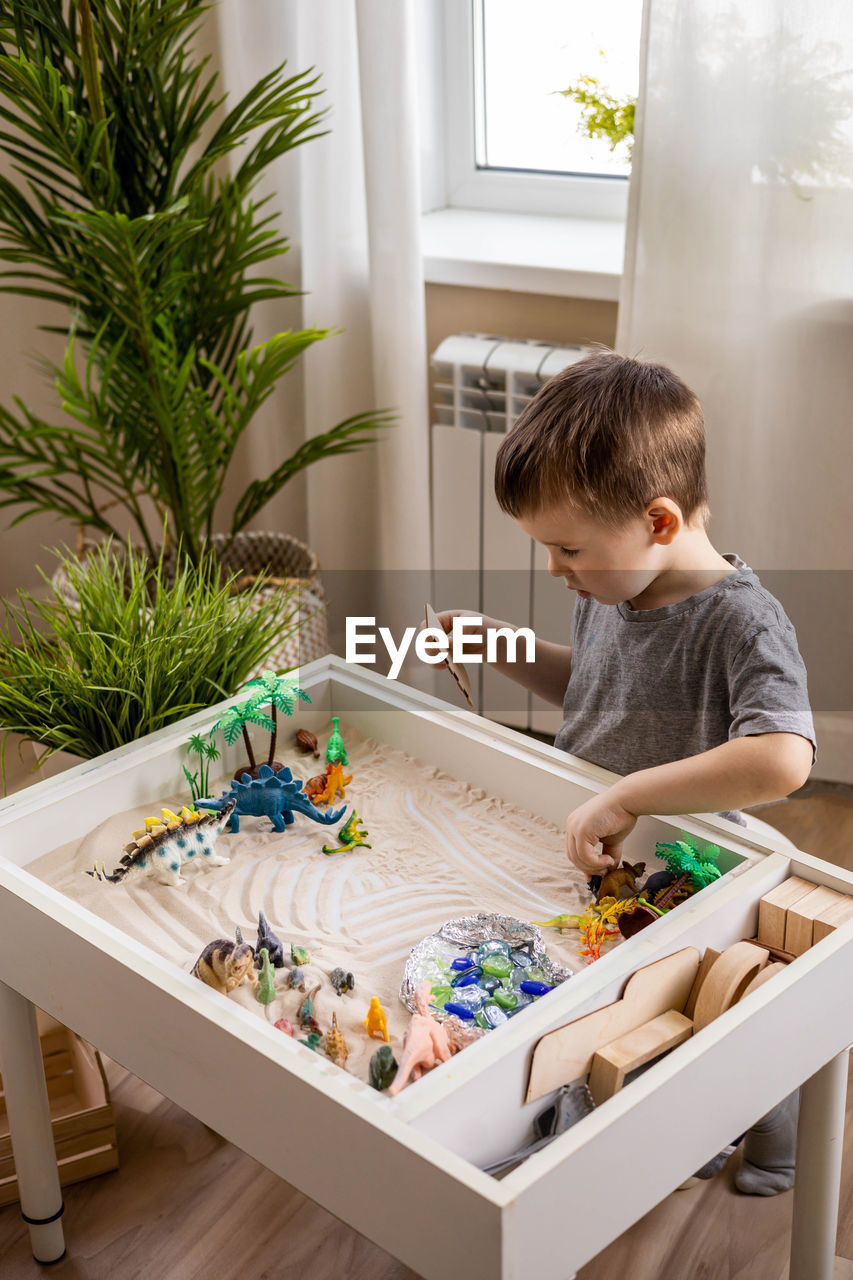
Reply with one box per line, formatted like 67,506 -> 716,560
2,744 -> 853,1278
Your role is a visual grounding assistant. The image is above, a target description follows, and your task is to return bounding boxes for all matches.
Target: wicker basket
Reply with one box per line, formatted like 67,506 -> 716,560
52,531 -> 329,674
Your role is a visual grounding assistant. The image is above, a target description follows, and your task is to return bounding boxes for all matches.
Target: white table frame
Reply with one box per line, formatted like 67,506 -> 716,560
0,656 -> 850,1279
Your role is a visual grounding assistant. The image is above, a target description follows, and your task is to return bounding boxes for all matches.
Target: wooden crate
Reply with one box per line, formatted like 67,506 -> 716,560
0,1011 -> 118,1206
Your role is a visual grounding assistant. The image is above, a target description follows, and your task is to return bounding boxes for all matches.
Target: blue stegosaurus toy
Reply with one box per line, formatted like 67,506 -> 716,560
198,764 -> 346,833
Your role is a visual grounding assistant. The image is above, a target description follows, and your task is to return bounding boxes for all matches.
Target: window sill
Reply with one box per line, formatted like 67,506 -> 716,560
421,208 -> 625,302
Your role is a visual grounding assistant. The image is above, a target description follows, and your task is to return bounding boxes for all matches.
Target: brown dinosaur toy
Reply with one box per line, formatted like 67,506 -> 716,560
595,861 -> 646,904
191,939 -> 259,995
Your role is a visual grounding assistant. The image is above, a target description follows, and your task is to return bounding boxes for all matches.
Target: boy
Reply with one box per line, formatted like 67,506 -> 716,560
438,350 -> 815,1194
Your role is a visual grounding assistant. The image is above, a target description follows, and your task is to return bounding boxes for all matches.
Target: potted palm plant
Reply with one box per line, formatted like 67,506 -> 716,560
0,0 -> 392,667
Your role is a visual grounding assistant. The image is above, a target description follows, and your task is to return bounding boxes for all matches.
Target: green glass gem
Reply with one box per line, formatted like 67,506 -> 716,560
481,954 -> 513,978
492,988 -> 518,1010
474,1010 -> 490,1028
430,984 -> 453,1009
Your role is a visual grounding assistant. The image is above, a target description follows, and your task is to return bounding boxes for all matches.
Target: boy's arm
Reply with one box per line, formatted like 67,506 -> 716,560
436,610 -> 571,707
565,733 -> 813,874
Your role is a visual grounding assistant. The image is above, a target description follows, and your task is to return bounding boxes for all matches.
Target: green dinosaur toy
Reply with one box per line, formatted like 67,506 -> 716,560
322,809 -> 371,855
291,942 -> 310,966
300,1031 -> 323,1052
326,716 -> 348,765
256,947 -> 276,1005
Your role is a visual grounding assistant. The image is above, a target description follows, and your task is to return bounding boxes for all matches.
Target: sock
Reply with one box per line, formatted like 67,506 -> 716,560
735,1090 -> 799,1196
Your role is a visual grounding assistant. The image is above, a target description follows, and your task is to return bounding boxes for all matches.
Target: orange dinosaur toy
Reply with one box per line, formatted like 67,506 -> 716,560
316,760 -> 352,805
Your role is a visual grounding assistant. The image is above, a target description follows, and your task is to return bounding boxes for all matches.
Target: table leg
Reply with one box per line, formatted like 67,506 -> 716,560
0,982 -> 65,1264
789,1049 -> 849,1280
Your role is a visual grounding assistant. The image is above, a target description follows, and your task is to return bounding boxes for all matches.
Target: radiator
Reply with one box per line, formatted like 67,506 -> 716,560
430,333 -> 593,735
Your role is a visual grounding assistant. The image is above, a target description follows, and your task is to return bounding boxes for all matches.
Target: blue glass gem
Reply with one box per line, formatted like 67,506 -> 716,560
451,957 -> 476,971
482,1003 -> 509,1028
520,979 -> 554,997
510,949 -> 534,968
451,969 -> 482,988
444,1002 -> 475,1020
478,976 -> 501,995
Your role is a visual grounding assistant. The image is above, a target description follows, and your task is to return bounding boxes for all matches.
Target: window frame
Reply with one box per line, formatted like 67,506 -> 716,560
438,0 -> 629,221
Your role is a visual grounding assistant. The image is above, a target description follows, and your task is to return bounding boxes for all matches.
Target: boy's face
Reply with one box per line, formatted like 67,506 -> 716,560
516,502 -> 669,606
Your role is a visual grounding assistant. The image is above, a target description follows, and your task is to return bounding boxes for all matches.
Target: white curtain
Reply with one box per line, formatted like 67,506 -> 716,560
617,1 -> 853,776
213,0 -> 431,645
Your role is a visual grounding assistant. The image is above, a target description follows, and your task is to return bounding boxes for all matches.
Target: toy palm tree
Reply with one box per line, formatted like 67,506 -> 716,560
240,671 -> 310,768
210,673 -> 310,777
210,701 -> 274,779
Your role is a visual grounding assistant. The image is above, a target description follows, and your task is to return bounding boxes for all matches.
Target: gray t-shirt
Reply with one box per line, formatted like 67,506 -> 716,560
553,554 -> 816,825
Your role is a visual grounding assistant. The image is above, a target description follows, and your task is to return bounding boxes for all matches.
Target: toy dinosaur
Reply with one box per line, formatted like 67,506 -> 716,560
330,967 -> 355,997
256,947 -> 276,1005
256,910 -> 285,967
363,996 -> 389,1042
304,774 -> 327,804
275,1018 -> 294,1036
291,942 -> 310,966
300,1031 -> 323,1052
299,984 -> 321,1027
89,800 -> 236,887
595,861 -> 646,904
295,728 -> 320,758
197,765 -> 345,834
369,1044 -> 399,1091
388,981 -> 452,1095
532,912 -> 584,934
316,760 -> 352,806
322,809 -> 370,855
288,966 -> 306,991
326,716 -> 348,765
192,938 -> 258,995
325,1013 -> 349,1068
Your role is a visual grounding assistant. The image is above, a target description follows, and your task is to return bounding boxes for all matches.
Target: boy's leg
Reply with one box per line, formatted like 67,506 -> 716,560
735,1090 -> 800,1195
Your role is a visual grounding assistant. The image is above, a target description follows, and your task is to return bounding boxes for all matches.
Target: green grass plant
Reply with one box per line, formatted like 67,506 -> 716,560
0,538 -> 301,781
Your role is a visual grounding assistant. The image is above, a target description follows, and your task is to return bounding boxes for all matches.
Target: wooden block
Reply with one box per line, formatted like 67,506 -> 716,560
737,961 -> 787,1002
784,886 -> 848,956
526,947 -> 700,1103
814,896 -> 853,944
587,1010 -> 693,1104
757,877 -> 818,949
683,948 -> 721,1020
692,941 -> 769,1031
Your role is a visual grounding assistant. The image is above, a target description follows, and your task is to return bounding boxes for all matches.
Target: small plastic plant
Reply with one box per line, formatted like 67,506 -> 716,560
183,732 -> 221,805
210,673 -> 310,775
655,834 -> 722,890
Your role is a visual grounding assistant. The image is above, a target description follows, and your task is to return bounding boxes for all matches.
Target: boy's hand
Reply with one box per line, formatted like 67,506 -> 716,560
565,791 -> 638,875
432,609 -> 489,659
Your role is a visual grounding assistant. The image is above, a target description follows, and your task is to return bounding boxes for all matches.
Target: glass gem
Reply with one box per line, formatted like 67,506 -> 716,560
491,988 -> 518,1010
482,1003 -> 509,1028
520,979 -> 554,996
481,954 -> 513,978
444,1002 -> 475,1020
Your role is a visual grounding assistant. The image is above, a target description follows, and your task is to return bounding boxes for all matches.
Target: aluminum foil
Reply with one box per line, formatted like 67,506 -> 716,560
400,911 -> 573,1019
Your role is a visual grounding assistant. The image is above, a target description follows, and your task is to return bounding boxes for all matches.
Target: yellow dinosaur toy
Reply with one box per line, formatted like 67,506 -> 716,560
363,996 -> 389,1042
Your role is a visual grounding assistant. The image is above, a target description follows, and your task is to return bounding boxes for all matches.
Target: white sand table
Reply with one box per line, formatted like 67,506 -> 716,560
30,723 -> 624,1085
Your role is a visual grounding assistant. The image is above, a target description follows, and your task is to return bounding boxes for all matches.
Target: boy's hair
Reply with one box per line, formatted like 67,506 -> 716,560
494,350 -> 709,526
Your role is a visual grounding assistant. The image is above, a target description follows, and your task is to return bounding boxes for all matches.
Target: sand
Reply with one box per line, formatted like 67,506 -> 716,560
29,723 -> 657,1087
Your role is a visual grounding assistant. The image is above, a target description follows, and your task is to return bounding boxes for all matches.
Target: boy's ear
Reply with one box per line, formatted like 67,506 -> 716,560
646,499 -> 682,545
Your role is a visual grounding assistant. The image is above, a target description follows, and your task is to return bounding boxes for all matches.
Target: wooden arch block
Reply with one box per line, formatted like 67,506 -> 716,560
692,941 -> 769,1031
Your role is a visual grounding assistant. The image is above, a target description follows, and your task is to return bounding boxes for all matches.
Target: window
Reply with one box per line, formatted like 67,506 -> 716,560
435,0 -> 643,220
